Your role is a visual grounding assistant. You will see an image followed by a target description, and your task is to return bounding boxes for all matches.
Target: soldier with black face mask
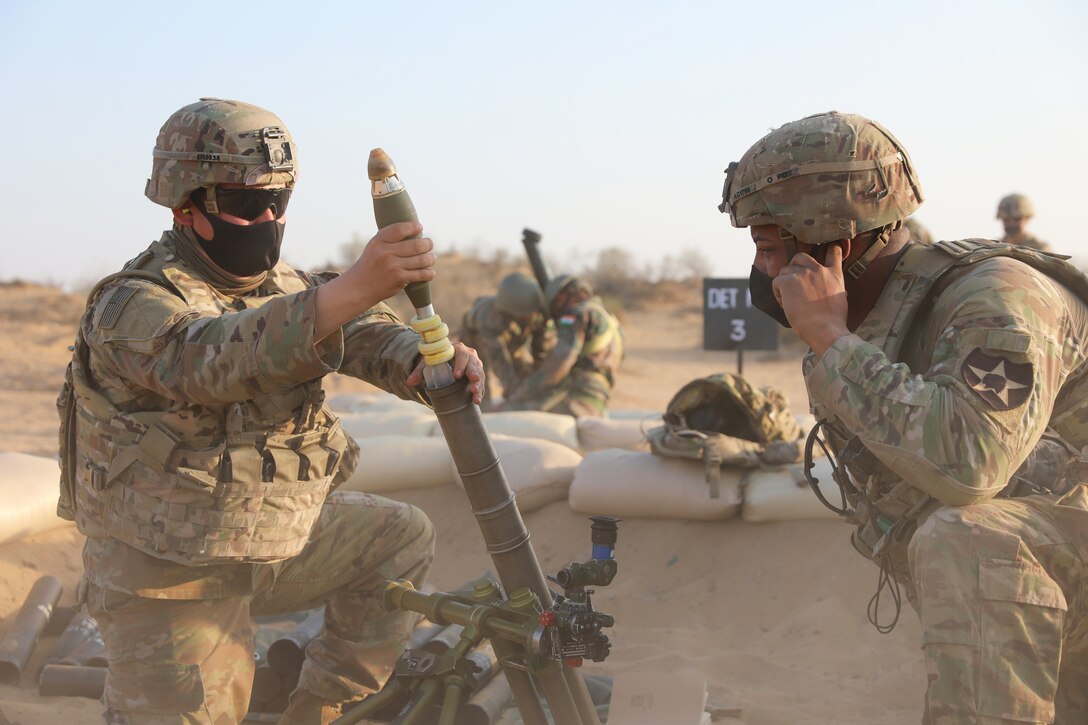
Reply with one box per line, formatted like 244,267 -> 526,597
57,98 -> 485,724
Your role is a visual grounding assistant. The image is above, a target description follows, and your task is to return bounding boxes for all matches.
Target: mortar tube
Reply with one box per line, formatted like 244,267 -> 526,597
370,147 -> 592,725
38,664 -> 107,699
0,575 -> 64,685
267,606 -> 324,681
428,379 -> 595,725
520,229 -> 550,296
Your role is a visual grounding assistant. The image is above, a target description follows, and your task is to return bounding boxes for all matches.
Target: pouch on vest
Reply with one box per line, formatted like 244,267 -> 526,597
647,373 -> 804,498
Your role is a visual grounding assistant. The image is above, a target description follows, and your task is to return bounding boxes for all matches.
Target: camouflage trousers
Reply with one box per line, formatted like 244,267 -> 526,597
86,492 -> 435,724
504,373 -> 610,418
908,494 -> 1088,724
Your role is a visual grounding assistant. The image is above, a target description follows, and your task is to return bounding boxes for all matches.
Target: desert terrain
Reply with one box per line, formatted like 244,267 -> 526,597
0,275 -> 923,724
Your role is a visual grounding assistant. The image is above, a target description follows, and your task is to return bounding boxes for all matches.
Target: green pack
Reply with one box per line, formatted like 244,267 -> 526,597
647,373 -> 804,498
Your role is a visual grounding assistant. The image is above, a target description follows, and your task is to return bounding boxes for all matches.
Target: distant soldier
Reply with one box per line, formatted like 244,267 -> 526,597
904,216 -> 933,244
459,272 -> 555,410
502,274 -> 623,418
997,193 -> 1051,251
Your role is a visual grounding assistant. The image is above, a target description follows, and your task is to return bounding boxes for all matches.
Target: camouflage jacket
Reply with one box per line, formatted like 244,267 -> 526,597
61,230 -> 423,597
803,239 -> 1088,571
505,297 -> 623,404
458,296 -> 554,407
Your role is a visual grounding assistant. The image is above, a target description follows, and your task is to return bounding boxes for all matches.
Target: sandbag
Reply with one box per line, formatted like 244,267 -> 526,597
570,450 -> 741,521
338,436 -> 456,493
576,416 -> 660,452
0,452 -> 72,546
451,435 -> 582,514
607,409 -> 663,421
328,391 -> 425,416
741,456 -> 843,523
433,411 -> 580,452
338,409 -> 437,439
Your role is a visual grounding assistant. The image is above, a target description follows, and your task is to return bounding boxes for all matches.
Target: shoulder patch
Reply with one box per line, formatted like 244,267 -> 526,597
98,286 -> 137,330
559,314 -> 577,326
961,348 -> 1032,411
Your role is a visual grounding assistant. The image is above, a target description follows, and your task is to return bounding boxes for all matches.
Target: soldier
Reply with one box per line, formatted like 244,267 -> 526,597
458,272 -> 555,411
997,192 -> 1051,251
57,98 -> 484,724
500,274 -> 623,418
720,111 -> 1087,722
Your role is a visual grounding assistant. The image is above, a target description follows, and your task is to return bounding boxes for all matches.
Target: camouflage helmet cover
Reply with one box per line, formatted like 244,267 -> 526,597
145,98 -> 298,209
720,111 -> 924,245
495,272 -> 546,318
996,193 -> 1035,220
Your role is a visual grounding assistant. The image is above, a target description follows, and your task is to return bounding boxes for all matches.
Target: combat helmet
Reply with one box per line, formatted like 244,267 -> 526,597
720,111 -> 924,276
646,373 -> 805,498
495,272 -> 545,318
544,274 -> 593,312
996,193 -> 1035,220
145,98 -> 298,210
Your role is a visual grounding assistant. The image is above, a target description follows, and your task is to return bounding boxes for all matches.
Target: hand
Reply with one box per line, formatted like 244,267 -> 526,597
406,341 -> 486,405
773,243 -> 850,356
314,222 -> 436,341
344,221 -> 437,306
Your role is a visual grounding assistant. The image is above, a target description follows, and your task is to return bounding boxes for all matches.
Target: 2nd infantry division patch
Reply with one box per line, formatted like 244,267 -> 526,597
961,348 -> 1033,411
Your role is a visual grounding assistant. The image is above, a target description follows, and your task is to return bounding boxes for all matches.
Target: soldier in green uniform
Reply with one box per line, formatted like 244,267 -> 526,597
721,111 -> 1087,723
997,192 -> 1052,251
500,274 -> 623,418
57,98 -> 484,724
458,272 -> 555,411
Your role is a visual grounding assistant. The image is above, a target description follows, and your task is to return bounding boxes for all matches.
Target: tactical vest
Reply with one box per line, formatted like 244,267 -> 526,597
647,373 -> 805,498
813,239 -> 1088,568
57,237 -> 354,565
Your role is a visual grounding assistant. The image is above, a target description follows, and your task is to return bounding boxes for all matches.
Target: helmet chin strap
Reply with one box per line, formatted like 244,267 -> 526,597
844,221 -> 902,280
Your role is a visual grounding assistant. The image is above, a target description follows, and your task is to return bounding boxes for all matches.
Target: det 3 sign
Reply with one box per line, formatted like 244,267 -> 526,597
702,278 -> 778,351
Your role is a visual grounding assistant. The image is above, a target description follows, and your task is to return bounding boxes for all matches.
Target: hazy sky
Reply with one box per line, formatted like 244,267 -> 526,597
2,1 -> 1086,289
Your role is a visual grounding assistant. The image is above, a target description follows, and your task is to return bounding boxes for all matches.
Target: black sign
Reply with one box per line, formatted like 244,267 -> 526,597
702,278 -> 778,351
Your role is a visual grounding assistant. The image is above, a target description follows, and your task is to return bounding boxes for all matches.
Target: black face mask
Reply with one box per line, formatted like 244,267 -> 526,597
749,265 -> 791,328
193,195 -> 285,276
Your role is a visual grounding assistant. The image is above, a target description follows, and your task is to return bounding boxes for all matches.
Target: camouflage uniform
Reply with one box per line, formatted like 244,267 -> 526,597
458,296 -> 554,411
802,241 -> 1088,723
998,194 -> 1051,252
503,296 -> 623,418
722,112 -> 1087,723
58,99 -> 436,723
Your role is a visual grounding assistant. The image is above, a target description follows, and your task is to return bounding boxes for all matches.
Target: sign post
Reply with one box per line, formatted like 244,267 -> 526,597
702,278 -> 778,374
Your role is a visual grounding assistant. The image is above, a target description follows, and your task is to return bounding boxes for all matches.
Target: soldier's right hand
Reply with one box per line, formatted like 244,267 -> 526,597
344,222 -> 437,303
314,222 -> 437,341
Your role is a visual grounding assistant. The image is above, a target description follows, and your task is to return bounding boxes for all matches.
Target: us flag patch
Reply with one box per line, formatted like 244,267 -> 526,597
961,349 -> 1032,411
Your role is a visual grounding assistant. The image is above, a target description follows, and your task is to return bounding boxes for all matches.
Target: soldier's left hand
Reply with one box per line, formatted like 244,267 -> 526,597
773,243 -> 850,356
406,342 -> 486,405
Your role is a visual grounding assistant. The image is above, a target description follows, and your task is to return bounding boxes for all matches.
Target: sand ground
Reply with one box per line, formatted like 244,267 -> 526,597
0,282 -> 923,724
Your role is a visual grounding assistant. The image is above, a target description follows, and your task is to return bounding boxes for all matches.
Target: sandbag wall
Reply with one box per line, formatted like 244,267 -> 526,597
328,391 -> 840,523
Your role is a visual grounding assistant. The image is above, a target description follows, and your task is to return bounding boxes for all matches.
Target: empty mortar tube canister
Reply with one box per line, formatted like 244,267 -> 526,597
39,664 -> 108,699
0,575 -> 64,685
367,149 -> 599,725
